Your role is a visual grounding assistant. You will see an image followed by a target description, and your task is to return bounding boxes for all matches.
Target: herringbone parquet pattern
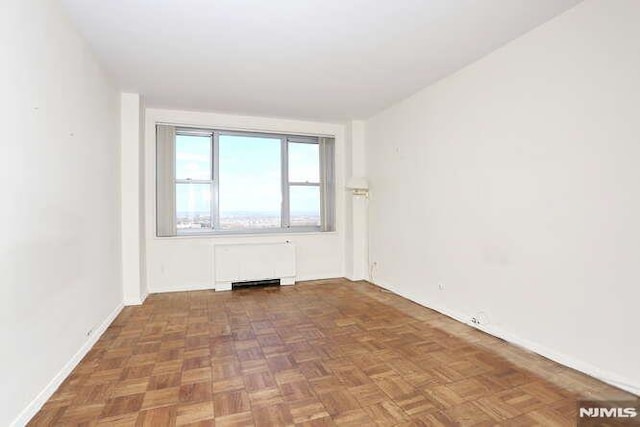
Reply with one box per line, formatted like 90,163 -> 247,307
29,279 -> 635,426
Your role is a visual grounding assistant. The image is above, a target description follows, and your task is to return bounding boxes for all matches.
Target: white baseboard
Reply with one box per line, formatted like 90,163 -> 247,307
281,276 -> 295,286
148,274 -> 344,294
369,279 -> 640,397
296,273 -> 343,282
149,283 -> 215,293
11,303 -> 124,427
215,282 -> 232,291
123,289 -> 148,306
482,322 -> 640,396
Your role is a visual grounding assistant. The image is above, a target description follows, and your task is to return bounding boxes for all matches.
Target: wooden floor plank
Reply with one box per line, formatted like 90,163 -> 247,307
27,279 -> 636,426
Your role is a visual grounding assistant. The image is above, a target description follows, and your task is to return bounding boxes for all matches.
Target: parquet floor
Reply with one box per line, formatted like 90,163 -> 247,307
29,279 -> 635,426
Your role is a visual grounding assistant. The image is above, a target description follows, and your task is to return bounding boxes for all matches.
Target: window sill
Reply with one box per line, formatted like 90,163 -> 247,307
153,229 -> 337,240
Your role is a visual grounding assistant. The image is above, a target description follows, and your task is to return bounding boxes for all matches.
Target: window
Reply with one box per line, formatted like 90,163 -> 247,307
156,125 -> 335,236
218,134 -> 282,230
175,132 -> 213,232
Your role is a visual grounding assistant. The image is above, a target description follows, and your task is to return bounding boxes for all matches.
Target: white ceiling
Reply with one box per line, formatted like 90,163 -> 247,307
61,0 -> 581,121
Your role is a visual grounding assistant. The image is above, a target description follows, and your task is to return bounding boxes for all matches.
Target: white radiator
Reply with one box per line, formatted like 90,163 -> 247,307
213,241 -> 296,291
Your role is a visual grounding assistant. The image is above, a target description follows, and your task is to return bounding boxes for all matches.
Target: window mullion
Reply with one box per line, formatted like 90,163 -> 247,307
212,131 -> 220,230
281,137 -> 290,228
319,140 -> 326,232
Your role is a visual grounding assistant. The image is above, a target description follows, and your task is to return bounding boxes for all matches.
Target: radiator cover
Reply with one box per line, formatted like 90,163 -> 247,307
213,241 -> 296,291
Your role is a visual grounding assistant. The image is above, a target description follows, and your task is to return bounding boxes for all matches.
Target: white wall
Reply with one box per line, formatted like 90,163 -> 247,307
138,99 -> 148,302
121,93 -> 147,304
366,0 -> 640,394
0,0 -> 122,425
144,109 -> 347,292
345,121 -> 369,280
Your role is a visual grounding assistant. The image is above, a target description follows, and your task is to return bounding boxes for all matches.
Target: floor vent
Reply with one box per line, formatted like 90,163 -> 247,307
232,279 -> 281,289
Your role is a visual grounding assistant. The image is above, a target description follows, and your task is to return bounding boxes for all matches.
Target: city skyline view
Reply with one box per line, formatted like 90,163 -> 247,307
175,133 -> 321,231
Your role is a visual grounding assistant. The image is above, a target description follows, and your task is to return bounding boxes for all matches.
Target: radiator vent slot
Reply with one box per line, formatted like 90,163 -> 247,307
232,279 -> 281,289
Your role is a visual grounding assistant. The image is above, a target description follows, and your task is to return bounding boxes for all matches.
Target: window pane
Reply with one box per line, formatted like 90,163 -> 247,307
219,135 -> 281,230
290,185 -> 321,227
289,142 -> 319,183
175,134 -> 211,180
176,183 -> 211,231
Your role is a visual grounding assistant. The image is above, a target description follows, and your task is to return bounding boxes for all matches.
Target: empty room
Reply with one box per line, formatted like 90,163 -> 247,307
2,0 -> 639,425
